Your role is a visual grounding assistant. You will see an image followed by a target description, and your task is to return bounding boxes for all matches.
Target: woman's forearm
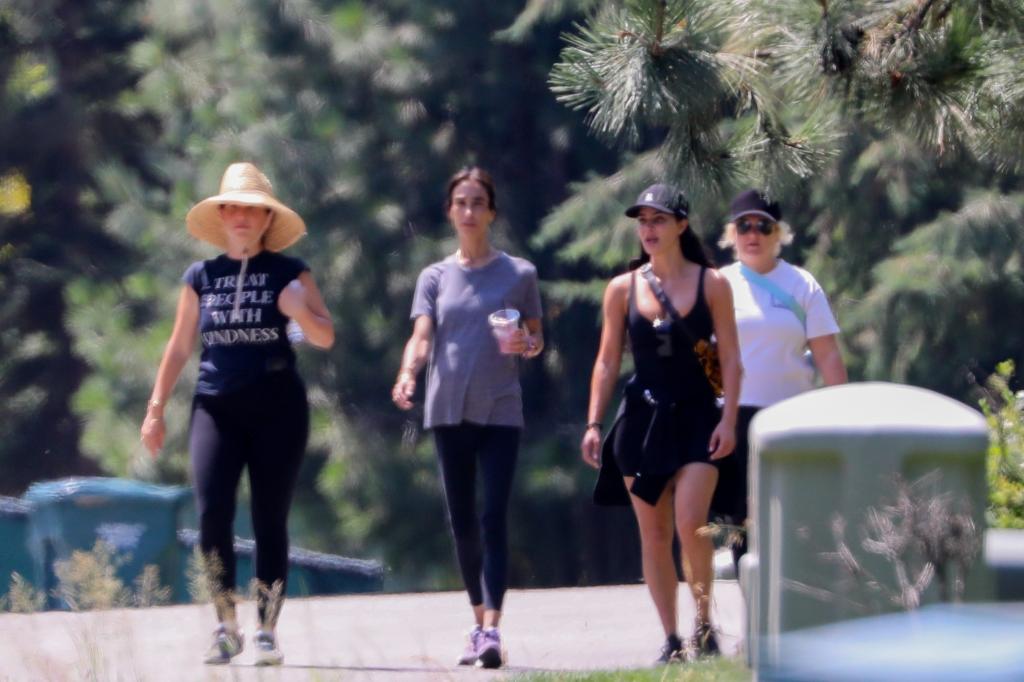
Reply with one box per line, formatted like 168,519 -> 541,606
809,334 -> 847,386
396,316 -> 435,382
291,307 -> 335,349
587,357 -> 620,425
148,347 -> 191,417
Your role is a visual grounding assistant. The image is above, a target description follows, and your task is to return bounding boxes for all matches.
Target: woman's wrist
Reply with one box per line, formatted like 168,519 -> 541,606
396,367 -> 416,383
585,421 -> 602,432
522,334 -> 543,358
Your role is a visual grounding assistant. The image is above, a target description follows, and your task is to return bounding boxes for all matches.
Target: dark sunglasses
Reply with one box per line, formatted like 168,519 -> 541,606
736,218 -> 775,235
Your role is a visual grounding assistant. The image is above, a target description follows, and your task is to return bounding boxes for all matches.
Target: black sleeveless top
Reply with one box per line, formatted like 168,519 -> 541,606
594,265 -> 721,506
626,265 -> 715,406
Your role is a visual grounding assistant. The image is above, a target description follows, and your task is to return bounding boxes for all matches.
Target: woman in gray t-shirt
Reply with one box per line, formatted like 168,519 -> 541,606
391,167 -> 543,670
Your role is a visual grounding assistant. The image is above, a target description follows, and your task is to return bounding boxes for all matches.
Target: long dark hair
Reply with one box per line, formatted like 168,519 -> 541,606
445,166 -> 497,212
628,218 -> 715,270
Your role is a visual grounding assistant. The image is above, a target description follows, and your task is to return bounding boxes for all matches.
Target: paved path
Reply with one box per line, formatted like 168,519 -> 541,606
0,581 -> 745,681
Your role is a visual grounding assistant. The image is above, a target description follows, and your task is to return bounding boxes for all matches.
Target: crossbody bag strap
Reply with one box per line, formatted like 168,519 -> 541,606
639,264 -> 698,345
739,262 -> 806,329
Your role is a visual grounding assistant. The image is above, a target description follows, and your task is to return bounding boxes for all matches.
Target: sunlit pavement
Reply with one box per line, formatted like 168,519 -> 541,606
0,581 -> 744,681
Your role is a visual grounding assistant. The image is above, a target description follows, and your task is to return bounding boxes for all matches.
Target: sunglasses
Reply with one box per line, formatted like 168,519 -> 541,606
736,218 -> 775,236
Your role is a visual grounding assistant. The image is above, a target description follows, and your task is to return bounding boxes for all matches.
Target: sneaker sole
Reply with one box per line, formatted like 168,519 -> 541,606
203,643 -> 242,665
475,647 -> 502,669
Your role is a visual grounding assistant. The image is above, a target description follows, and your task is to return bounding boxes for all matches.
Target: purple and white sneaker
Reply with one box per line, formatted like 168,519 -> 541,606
475,627 -> 503,669
457,625 -> 483,666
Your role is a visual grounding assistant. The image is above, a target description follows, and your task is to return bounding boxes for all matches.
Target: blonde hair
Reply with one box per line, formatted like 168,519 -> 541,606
718,219 -> 793,257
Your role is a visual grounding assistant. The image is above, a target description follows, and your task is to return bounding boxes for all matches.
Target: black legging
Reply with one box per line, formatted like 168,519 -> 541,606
189,370 -> 308,626
712,405 -> 759,568
433,423 -> 519,611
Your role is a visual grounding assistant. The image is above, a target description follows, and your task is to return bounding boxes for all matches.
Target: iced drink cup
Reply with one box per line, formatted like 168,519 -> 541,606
488,308 -> 521,354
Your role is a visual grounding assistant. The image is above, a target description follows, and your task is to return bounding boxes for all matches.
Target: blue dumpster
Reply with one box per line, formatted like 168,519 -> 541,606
0,496 -> 34,589
24,477 -> 191,608
176,529 -> 384,599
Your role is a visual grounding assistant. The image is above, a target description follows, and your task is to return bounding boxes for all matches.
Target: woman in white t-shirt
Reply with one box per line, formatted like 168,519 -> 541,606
713,189 -> 847,567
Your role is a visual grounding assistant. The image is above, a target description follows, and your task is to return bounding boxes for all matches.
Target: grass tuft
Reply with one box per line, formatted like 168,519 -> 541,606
510,656 -> 751,681
2,572 -> 46,613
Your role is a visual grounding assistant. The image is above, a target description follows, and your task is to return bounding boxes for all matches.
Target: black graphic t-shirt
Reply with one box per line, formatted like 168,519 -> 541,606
182,251 -> 309,395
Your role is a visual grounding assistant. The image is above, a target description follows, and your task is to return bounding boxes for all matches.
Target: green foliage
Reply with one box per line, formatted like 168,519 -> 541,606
846,190 -> 1024,394
548,0 -> 833,196
978,361 -> 1024,529
0,0 -> 160,492
500,0 -> 607,42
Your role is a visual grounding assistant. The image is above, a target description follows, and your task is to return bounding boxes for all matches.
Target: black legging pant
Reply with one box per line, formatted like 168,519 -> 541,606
710,405 -> 759,568
433,423 -> 519,612
189,370 -> 308,626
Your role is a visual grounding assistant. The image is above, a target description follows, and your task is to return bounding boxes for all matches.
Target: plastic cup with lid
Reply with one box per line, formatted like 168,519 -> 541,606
488,308 -> 521,354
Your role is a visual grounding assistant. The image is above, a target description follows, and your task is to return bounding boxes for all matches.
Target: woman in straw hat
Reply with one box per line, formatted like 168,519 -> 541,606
140,162 -> 334,666
392,167 -> 543,669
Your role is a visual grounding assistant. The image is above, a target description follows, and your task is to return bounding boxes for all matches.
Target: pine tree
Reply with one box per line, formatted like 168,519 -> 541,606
0,0 -> 161,493
525,0 -> 1024,400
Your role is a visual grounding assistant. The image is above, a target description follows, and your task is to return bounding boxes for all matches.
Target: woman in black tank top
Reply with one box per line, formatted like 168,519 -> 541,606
580,184 -> 741,663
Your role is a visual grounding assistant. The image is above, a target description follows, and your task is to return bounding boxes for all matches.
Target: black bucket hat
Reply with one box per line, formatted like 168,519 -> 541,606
625,183 -> 689,219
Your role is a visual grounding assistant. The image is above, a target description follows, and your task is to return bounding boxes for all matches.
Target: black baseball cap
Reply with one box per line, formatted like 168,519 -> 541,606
729,189 -> 782,223
625,183 -> 689,219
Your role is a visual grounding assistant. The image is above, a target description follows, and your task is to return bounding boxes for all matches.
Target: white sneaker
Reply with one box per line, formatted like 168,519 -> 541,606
203,625 -> 243,665
253,630 -> 284,666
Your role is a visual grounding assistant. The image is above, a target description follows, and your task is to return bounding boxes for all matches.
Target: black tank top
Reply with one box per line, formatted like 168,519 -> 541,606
626,266 -> 715,405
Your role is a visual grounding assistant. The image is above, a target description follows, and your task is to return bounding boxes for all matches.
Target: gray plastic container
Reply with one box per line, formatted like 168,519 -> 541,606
740,382 -> 991,672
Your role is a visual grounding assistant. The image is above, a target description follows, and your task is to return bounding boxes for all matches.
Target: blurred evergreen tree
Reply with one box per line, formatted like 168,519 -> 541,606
0,0 -> 162,493
63,0 -> 631,589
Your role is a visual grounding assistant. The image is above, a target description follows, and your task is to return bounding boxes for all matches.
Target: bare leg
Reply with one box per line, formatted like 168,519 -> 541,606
626,476 -> 679,638
673,463 -> 719,626
483,609 -> 501,628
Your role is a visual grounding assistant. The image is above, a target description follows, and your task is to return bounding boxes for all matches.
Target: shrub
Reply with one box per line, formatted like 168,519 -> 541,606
978,360 -> 1024,529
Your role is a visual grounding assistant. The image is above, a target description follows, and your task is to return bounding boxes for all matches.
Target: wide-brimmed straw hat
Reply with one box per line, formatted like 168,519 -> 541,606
186,162 -> 306,252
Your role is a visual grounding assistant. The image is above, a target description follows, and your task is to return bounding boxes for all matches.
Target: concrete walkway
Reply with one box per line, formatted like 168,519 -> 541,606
0,581 -> 745,681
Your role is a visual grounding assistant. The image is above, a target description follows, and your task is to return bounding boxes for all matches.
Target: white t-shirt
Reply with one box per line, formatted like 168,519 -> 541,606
722,259 -> 840,407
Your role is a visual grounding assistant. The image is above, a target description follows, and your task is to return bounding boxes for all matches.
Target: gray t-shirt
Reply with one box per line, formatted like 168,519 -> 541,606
411,252 -> 543,429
